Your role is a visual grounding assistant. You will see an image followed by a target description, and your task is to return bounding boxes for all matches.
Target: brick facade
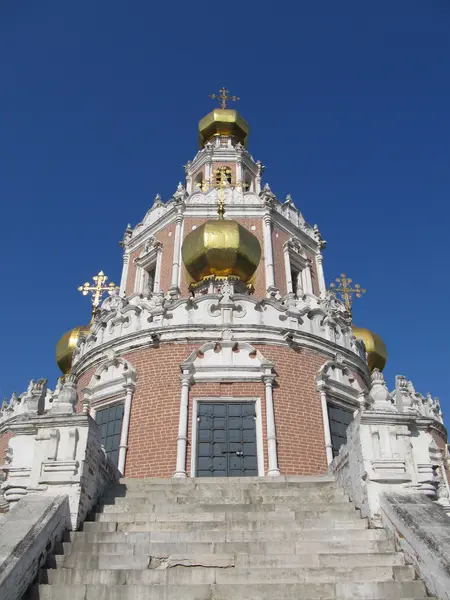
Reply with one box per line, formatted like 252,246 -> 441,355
90,342 -> 329,478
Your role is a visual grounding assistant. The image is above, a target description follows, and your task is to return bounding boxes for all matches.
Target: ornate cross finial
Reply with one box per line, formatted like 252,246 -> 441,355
216,167 -> 231,219
329,273 -> 366,316
209,87 -> 240,110
78,271 -> 118,317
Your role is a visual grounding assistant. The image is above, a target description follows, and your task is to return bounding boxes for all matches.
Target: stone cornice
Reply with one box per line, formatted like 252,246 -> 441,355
72,322 -> 368,382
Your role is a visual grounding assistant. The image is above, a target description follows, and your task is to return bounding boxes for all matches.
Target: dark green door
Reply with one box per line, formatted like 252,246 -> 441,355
95,403 -> 124,467
196,402 -> 258,477
328,404 -> 353,457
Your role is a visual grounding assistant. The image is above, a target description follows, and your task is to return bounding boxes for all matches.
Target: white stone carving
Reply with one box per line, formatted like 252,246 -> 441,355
331,370 -> 448,526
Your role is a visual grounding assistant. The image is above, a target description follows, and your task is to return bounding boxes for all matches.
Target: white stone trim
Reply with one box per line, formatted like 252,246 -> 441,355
169,209 -> 184,297
283,237 -> 313,296
133,239 -> 163,295
189,396 -> 264,478
319,389 -> 334,466
82,353 -> 137,475
119,251 -> 130,296
315,251 -> 327,298
173,374 -> 192,478
262,213 -> 277,295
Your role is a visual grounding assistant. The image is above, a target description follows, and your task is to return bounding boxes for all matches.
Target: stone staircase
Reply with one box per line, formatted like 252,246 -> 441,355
27,476 -> 434,600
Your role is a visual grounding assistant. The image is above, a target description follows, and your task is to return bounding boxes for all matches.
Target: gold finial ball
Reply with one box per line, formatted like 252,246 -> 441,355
55,325 -> 90,374
352,325 -> 388,372
182,220 -> 261,283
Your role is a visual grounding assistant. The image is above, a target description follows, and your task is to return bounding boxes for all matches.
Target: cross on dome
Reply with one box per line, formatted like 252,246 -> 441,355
208,87 -> 240,110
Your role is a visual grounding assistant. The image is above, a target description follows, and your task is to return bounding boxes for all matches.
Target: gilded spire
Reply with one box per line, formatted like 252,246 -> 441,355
208,87 -> 240,110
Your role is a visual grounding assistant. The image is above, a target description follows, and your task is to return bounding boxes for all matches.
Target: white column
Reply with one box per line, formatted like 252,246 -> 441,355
133,265 -> 144,294
263,214 -> 277,295
303,259 -> 313,294
119,252 -> 130,296
236,160 -> 243,184
283,244 -> 293,295
118,385 -> 134,475
319,388 -> 334,465
154,244 -> 163,293
169,210 -> 184,298
315,252 -> 326,298
205,161 -> 212,182
174,374 -> 192,478
263,375 -> 280,476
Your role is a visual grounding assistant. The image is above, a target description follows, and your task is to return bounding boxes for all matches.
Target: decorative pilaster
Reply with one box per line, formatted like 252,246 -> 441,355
262,213 -> 278,297
315,252 -> 326,298
302,258 -> 313,295
119,253 -> 130,297
169,209 -> 184,299
118,382 -> 135,475
119,224 -> 133,296
154,242 -> 163,293
318,385 -> 334,465
263,374 -> 280,476
283,242 -> 294,296
174,373 -> 192,478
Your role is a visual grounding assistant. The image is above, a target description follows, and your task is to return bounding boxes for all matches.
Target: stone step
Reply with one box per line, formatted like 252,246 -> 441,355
81,517 -> 368,534
90,507 -> 359,523
49,550 -> 405,570
101,488 -> 347,501
95,500 -> 352,513
27,582 -> 433,600
117,475 -> 337,487
68,527 -> 386,544
39,564 -> 416,585
100,494 -> 350,507
61,538 -> 396,556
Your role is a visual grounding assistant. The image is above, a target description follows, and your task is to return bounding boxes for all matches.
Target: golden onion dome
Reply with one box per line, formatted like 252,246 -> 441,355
56,325 -> 91,374
198,109 -> 249,148
353,325 -> 388,372
182,219 -> 261,283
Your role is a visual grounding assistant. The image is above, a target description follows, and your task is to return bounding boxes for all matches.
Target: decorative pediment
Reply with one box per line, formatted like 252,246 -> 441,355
317,354 -> 366,407
83,351 -> 137,403
181,338 -> 274,383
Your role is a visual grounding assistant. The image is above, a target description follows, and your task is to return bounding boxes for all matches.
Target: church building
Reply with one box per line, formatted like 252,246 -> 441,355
50,89 -> 394,480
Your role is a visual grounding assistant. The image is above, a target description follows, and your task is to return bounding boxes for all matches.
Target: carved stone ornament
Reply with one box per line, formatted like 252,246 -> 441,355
368,368 -> 396,411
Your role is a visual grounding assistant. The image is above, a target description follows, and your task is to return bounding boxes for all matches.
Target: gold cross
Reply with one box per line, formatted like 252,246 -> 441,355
197,167 -> 234,218
78,271 -> 118,316
329,273 -> 366,316
209,87 -> 240,110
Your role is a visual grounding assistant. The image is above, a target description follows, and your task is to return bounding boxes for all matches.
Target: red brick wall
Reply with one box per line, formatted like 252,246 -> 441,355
105,343 -> 329,478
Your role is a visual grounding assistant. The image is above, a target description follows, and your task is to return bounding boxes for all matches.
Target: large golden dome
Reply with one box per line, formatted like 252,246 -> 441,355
182,219 -> 261,283
198,109 -> 249,148
56,325 -> 91,374
353,325 -> 388,372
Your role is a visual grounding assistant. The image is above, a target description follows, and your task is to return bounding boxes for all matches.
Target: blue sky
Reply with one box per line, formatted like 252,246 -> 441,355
0,1 -> 449,409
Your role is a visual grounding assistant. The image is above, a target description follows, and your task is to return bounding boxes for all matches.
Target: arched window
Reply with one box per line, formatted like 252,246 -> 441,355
195,172 -> 204,189
243,172 -> 252,191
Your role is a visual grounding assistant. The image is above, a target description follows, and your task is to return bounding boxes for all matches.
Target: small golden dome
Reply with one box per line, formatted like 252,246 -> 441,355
182,219 -> 261,283
353,325 -> 388,372
56,325 -> 91,374
198,109 -> 249,148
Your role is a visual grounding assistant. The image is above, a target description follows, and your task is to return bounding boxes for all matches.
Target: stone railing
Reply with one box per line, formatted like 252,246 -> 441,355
330,369 -> 449,527
0,376 -> 120,529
